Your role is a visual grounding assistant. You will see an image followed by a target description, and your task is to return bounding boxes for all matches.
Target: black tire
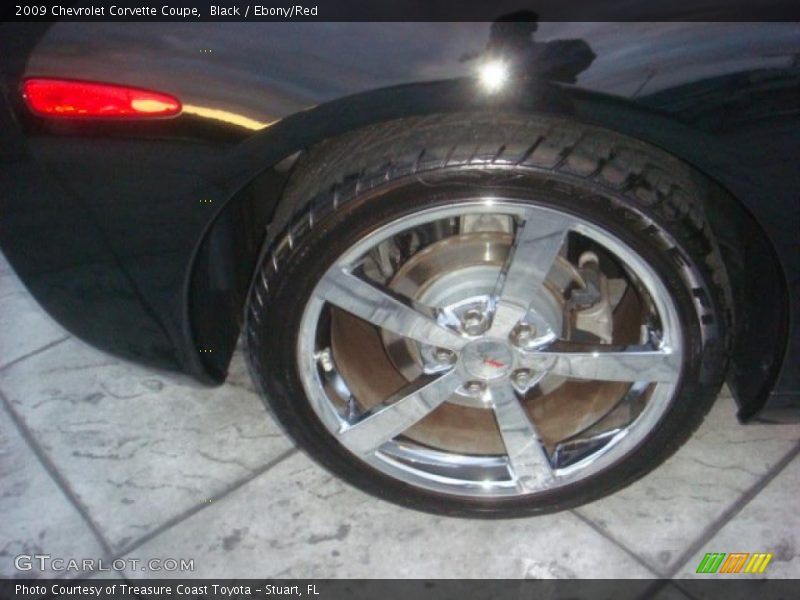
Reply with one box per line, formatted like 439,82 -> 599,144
245,111 -> 732,517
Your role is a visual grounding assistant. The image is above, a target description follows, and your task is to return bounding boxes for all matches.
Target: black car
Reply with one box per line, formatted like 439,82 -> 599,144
1,12 -> 798,517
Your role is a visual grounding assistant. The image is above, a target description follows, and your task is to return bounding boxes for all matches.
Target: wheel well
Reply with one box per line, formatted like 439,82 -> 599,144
700,180 -> 790,420
186,160 -> 295,381
184,84 -> 789,418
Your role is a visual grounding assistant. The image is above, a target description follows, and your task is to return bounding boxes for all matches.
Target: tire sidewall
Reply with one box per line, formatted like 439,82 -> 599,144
249,168 -> 725,517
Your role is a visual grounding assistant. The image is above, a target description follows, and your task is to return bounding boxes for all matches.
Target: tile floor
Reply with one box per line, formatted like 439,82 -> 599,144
1,250 -> 798,583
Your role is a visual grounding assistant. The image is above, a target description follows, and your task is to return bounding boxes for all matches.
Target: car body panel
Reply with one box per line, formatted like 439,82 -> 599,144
0,20 -> 798,421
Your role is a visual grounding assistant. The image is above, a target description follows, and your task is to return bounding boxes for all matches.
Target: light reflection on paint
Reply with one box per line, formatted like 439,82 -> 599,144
478,60 -> 509,92
182,104 -> 276,130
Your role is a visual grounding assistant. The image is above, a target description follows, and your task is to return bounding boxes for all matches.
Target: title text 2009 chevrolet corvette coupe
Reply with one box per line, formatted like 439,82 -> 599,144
1,14 -> 798,516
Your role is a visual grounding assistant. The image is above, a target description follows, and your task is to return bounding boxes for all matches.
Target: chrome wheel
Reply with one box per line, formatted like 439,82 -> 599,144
296,200 -> 683,498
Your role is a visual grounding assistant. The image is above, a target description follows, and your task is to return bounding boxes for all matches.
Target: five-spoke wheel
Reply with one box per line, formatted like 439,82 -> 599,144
296,202 -> 682,497
245,112 -> 729,515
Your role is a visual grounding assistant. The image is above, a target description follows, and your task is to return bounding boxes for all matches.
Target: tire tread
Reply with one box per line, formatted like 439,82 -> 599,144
244,111 -> 734,516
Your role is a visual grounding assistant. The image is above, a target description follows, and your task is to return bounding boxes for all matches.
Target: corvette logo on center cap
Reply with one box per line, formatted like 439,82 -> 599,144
483,357 -> 506,369
463,340 -> 514,380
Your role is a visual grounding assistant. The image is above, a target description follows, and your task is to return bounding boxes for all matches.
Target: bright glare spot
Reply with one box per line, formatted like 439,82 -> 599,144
182,104 -> 274,130
130,98 -> 176,113
481,479 -> 493,490
592,351 -> 599,358
478,60 -> 509,92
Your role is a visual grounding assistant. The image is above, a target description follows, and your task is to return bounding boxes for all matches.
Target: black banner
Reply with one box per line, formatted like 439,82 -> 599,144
2,579 -> 799,600
3,0 -> 800,22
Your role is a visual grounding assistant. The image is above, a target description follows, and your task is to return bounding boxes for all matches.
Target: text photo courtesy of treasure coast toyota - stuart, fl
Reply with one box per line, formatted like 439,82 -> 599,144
1,2 -> 799,598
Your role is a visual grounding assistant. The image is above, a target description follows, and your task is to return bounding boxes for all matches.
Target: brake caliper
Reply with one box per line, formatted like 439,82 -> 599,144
568,251 -> 614,343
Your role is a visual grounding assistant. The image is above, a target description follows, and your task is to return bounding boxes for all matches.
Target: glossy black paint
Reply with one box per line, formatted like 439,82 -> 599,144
0,21 -> 798,422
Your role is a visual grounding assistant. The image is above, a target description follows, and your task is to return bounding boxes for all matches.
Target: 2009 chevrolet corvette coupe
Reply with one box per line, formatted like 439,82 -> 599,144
1,13 -> 798,516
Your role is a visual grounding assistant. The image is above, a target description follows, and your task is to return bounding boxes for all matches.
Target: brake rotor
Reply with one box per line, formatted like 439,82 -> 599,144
330,231 -> 644,454
382,232 -> 570,394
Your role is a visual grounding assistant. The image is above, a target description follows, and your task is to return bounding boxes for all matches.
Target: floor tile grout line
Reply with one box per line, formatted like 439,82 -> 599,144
567,517 -> 705,600
632,579 -> 694,600
102,447 -> 299,566
671,579 -> 709,600
664,440 -> 800,579
570,509 -> 666,578
0,335 -> 70,374
632,576 -> 704,600
571,439 -> 800,584
0,386 -> 116,559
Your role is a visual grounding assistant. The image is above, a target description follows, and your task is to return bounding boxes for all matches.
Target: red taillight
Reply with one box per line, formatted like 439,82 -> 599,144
22,78 -> 181,119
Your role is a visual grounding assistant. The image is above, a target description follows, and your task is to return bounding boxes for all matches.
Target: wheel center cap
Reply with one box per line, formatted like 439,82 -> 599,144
462,339 -> 514,381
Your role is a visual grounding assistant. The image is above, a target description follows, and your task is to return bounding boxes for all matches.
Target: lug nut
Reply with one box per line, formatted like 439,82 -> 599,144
433,347 -> 456,365
461,308 -> 487,336
317,349 -> 335,373
511,323 -> 537,347
512,369 -> 533,388
464,381 -> 486,396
